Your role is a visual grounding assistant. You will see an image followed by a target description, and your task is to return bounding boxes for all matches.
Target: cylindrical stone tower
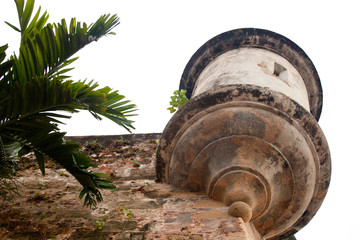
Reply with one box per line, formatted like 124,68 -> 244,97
156,28 -> 331,239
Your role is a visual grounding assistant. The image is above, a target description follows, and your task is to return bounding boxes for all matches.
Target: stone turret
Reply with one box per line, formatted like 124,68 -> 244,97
156,28 -> 331,239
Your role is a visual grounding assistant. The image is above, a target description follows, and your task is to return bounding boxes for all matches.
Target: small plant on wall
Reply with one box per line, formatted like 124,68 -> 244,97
167,89 -> 189,113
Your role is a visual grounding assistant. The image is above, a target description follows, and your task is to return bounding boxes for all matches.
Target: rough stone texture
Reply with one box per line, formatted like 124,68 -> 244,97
192,48 -> 310,111
179,28 -> 323,121
228,202 -> 252,222
0,134 -> 259,240
157,28 -> 330,240
66,133 -> 161,146
157,85 -> 331,239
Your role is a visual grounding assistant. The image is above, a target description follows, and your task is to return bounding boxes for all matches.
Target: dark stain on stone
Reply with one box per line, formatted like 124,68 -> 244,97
69,231 -> 111,240
171,198 -> 189,202
227,111 -> 266,138
232,39 -> 241,48
320,153 -> 329,166
140,223 -> 151,231
121,201 -> 159,209
145,191 -> 171,199
213,45 -> 224,55
258,96 -> 274,103
251,89 -> 261,98
323,180 -> 330,190
297,211 -> 313,229
166,234 -> 203,240
294,108 -> 304,119
282,161 -> 289,170
8,233 -> 44,240
301,210 -> 310,218
278,230 -> 298,240
104,221 -> 138,231
165,218 -> 177,223
128,233 -> 145,239
316,137 -> 322,147
259,37 -> 267,46
304,122 -> 318,136
155,158 -> 165,183
156,199 -> 168,205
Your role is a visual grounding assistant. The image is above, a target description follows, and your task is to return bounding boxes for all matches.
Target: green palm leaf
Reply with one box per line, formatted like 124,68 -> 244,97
8,0 -> 120,85
0,0 -> 136,207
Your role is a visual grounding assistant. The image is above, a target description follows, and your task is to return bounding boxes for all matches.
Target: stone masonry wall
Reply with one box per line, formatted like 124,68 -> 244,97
0,134 -> 253,240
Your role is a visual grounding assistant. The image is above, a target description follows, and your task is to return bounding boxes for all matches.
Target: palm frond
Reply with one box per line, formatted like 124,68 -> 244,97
9,0 -> 119,85
0,112 -> 115,205
0,45 -> 14,85
0,77 -> 135,207
0,137 -> 21,205
0,0 -> 135,208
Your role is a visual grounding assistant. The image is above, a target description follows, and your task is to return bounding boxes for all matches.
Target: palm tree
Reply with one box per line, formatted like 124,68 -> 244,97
0,0 -> 136,207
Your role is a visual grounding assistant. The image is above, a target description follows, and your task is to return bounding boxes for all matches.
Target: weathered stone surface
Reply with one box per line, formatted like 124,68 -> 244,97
192,48 -> 310,111
65,133 -> 161,146
228,202 -> 252,222
166,234 -> 203,240
179,28 -> 323,121
0,135 -> 265,240
113,232 -> 145,240
68,231 -> 112,240
157,28 -> 331,240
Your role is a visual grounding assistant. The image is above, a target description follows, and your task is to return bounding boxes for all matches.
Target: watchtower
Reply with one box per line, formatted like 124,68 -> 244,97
157,28 -> 331,239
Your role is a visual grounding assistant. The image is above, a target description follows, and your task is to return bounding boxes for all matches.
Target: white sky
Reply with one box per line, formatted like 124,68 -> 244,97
1,0 -> 359,239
